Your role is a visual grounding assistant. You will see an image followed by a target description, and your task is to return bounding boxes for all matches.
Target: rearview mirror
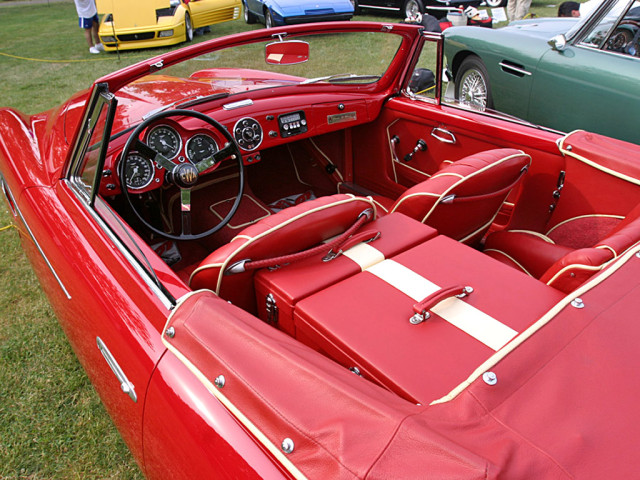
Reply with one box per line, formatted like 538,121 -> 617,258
265,40 -> 309,65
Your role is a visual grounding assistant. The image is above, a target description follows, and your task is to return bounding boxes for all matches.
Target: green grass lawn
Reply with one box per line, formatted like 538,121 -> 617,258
0,1 -> 562,478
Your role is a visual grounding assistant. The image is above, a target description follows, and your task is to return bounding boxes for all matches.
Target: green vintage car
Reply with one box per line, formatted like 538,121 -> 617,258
443,0 -> 640,144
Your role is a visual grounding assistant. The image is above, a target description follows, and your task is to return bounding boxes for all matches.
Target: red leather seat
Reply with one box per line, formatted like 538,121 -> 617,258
378,149 -> 531,245
189,194 -> 376,311
484,204 -> 640,293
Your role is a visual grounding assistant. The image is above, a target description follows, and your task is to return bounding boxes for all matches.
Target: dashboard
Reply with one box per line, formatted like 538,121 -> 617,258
101,94 -> 377,197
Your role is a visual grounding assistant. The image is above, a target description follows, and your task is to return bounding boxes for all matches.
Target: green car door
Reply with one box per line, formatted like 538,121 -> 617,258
528,0 -> 640,144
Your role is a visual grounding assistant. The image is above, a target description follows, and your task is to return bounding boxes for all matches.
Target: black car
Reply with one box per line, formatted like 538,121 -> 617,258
355,0 -> 481,19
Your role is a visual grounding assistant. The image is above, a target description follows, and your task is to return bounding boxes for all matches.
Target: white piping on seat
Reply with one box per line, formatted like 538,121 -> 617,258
390,152 -> 530,226
505,229 -> 555,244
483,249 -> 534,277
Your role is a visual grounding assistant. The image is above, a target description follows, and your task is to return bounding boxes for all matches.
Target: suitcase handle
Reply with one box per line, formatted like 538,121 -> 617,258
410,285 -> 473,324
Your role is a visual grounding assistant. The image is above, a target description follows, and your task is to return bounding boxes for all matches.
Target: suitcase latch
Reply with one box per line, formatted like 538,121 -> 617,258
265,293 -> 279,325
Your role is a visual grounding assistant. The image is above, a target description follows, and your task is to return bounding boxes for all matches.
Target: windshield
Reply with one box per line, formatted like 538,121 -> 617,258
112,31 -> 404,129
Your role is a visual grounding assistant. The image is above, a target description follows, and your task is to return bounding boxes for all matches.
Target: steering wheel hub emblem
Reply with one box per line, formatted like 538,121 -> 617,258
174,162 -> 199,188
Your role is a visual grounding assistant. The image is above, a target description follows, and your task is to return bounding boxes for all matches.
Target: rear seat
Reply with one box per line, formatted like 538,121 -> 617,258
484,204 -> 640,293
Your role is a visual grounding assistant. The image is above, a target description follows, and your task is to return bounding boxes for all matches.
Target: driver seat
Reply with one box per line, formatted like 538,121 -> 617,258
189,194 -> 377,312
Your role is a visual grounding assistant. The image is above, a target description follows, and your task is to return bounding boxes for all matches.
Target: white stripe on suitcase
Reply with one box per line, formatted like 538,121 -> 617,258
367,259 -> 518,351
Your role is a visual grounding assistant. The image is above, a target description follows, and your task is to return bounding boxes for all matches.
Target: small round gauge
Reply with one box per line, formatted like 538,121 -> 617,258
123,153 -> 155,190
186,134 -> 219,163
147,125 -> 181,159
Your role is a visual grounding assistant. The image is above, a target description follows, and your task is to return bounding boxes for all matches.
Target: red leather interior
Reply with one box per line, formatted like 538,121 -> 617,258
485,203 -> 640,293
484,231 -> 575,278
254,213 -> 438,335
189,194 -> 376,311
387,149 -> 531,245
294,235 -> 564,404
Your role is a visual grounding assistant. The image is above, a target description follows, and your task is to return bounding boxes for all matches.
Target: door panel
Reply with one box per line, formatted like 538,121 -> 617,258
351,97 -> 567,231
16,181 -> 169,467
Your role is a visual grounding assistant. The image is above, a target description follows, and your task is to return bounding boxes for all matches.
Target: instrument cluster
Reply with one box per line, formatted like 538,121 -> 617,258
119,121 -> 221,193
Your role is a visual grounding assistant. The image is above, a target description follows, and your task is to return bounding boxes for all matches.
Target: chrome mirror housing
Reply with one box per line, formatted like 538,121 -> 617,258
548,34 -> 567,51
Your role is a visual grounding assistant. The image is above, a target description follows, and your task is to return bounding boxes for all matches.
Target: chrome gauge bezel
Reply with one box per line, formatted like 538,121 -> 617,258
123,153 -> 155,190
233,117 -> 263,152
185,133 -> 219,164
146,124 -> 182,160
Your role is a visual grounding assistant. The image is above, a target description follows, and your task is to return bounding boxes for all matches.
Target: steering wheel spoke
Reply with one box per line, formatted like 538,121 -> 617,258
180,188 -> 192,236
195,155 -> 218,173
132,138 -> 175,171
213,142 -> 236,163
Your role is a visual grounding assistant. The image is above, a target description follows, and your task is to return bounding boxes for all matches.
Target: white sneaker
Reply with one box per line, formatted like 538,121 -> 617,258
95,43 -> 105,51
89,46 -> 100,54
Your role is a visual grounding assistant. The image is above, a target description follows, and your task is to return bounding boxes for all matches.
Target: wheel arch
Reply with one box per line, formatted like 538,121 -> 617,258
449,50 -> 478,80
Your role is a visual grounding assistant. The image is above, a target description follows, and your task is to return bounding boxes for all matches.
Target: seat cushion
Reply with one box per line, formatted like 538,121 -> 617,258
484,230 -> 574,278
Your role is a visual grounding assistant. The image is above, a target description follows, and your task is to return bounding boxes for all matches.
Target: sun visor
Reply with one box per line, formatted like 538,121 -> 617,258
96,0 -> 171,28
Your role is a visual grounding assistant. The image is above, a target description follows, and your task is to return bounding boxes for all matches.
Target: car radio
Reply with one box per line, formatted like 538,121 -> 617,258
278,111 -> 307,138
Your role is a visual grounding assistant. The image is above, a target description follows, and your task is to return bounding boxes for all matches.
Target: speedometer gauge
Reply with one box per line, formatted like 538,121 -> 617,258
124,153 -> 155,190
147,125 -> 181,159
186,134 -> 218,163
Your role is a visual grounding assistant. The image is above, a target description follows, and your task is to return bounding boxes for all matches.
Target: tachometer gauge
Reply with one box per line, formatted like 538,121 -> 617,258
123,153 -> 155,190
147,125 -> 181,159
186,134 -> 218,163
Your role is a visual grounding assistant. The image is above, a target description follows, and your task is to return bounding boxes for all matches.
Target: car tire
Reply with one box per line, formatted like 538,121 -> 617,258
484,0 -> 507,7
265,9 -> 275,28
403,0 -> 423,19
184,13 -> 194,42
455,56 -> 494,111
244,2 -> 257,24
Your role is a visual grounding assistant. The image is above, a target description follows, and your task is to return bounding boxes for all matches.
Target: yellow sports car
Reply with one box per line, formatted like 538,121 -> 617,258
97,0 -> 241,51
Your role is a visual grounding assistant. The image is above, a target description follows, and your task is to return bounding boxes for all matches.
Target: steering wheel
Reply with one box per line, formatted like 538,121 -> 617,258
119,109 -> 244,241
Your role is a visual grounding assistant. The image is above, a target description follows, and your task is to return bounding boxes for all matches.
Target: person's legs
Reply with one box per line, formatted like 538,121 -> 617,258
91,19 -> 101,45
506,0 -> 517,20
83,26 -> 94,48
515,0 -> 532,20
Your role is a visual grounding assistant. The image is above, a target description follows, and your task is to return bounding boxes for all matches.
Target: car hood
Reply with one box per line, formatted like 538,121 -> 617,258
498,17 -> 578,38
108,69 -> 303,133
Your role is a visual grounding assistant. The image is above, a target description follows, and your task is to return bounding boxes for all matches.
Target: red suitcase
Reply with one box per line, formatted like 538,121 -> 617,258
294,235 -> 565,404
255,213 -> 438,335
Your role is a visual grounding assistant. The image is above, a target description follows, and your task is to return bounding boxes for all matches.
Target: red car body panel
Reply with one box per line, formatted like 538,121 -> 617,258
2,20 -> 640,479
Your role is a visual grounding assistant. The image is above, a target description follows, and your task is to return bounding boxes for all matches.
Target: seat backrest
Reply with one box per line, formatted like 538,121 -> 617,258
190,194 -> 376,311
389,149 -> 531,245
541,204 -> 640,292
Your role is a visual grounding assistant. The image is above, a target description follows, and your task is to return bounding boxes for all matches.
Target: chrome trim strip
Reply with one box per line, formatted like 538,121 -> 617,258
0,174 -> 17,216
65,180 -> 173,310
2,178 -> 72,300
356,4 -> 399,10
498,62 -> 532,76
222,99 -> 254,110
97,336 -> 137,403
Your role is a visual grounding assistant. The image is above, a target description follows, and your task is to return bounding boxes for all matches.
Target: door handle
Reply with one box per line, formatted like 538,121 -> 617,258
97,336 -> 137,403
431,127 -> 457,144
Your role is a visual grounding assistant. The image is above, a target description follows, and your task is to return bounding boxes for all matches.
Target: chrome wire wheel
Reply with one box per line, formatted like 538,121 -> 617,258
455,56 -> 493,111
404,0 -> 422,18
459,69 -> 488,110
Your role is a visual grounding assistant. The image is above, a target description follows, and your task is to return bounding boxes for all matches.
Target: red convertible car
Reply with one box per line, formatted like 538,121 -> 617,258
2,21 -> 640,479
